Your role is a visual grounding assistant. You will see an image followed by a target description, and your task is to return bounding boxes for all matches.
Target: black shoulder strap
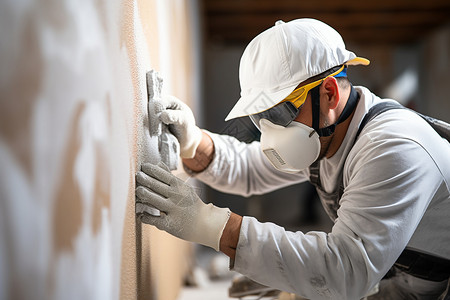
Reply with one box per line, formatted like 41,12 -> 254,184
416,112 -> 450,141
355,101 -> 450,142
355,102 -> 403,141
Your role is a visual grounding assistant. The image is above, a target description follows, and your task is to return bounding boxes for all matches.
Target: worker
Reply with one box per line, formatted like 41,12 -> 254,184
135,19 -> 450,299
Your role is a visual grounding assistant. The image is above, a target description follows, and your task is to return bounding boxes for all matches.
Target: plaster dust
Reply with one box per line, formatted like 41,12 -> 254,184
0,0 -> 199,299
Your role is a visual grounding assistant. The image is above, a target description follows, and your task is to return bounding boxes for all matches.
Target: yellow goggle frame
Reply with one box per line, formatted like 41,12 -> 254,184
280,64 -> 346,109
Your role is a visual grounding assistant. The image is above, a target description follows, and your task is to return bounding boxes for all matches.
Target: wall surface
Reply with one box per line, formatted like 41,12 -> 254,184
0,1 -> 201,300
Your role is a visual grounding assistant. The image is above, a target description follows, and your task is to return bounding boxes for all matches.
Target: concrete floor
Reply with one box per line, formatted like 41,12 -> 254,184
178,278 -> 234,300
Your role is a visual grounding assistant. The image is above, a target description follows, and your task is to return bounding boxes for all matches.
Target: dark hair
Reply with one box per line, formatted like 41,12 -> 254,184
308,65 -> 351,89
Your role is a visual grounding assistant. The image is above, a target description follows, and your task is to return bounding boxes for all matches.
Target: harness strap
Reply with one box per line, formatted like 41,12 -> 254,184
309,161 -> 342,221
355,102 -> 404,139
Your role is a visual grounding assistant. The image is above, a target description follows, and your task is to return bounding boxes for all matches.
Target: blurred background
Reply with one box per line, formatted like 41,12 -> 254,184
0,1 -> 449,300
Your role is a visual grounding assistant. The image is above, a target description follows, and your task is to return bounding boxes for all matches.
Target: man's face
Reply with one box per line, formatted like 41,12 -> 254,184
293,88 -> 335,161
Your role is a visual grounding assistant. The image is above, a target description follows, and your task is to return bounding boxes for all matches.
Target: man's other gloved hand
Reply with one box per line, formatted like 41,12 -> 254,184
135,162 -> 231,251
155,95 -> 203,158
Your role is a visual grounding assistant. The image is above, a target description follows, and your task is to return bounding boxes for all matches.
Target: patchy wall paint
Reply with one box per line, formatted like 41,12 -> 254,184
0,0 -> 201,300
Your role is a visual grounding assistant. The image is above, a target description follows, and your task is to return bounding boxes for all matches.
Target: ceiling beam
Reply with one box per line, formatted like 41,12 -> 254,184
206,25 -> 441,45
204,0 -> 450,13
202,0 -> 450,46
206,11 -> 450,29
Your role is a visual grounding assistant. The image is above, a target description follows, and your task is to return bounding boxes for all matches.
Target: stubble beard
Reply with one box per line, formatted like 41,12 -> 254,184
317,115 -> 334,160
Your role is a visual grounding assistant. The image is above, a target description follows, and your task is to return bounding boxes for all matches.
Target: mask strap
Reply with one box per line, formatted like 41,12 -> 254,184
311,84 -> 359,137
311,85 -> 321,134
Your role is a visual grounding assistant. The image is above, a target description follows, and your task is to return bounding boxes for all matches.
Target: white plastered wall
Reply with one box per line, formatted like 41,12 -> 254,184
0,1 -> 201,300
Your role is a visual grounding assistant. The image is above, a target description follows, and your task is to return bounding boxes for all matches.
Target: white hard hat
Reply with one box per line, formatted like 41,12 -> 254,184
225,18 -> 370,121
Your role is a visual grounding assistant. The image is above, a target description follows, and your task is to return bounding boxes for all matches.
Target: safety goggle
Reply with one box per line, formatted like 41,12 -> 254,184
250,65 -> 345,130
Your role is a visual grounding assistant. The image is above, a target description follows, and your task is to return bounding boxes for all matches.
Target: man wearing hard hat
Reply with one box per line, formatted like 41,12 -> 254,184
135,19 -> 450,299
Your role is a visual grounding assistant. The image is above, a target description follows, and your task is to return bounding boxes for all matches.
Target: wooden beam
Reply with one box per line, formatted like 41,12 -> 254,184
202,0 -> 450,46
206,25 -> 441,46
204,0 -> 450,13
206,10 -> 450,30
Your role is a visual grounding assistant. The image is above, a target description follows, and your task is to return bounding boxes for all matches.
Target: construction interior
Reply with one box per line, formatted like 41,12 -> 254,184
0,0 -> 449,299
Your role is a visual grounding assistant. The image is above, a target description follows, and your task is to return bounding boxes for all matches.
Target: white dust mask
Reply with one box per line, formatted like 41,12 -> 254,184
259,118 -> 320,173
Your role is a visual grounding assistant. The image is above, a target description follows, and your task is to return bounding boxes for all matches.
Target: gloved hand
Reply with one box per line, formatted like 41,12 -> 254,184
135,162 -> 231,251
155,95 -> 203,158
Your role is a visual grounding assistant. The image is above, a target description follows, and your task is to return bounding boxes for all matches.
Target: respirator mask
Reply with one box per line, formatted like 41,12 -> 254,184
250,99 -> 320,173
259,119 -> 320,173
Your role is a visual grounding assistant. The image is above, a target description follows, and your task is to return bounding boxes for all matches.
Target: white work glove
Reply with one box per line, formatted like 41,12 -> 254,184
156,95 -> 203,158
135,162 -> 231,251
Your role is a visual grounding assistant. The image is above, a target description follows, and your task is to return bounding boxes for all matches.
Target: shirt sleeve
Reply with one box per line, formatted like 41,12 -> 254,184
191,130 -> 308,197
233,130 -> 446,299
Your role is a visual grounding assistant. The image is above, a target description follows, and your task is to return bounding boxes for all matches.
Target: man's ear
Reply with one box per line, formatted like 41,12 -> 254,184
321,77 -> 340,110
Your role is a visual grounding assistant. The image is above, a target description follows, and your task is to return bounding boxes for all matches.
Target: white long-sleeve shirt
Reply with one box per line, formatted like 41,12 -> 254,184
192,86 -> 450,299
